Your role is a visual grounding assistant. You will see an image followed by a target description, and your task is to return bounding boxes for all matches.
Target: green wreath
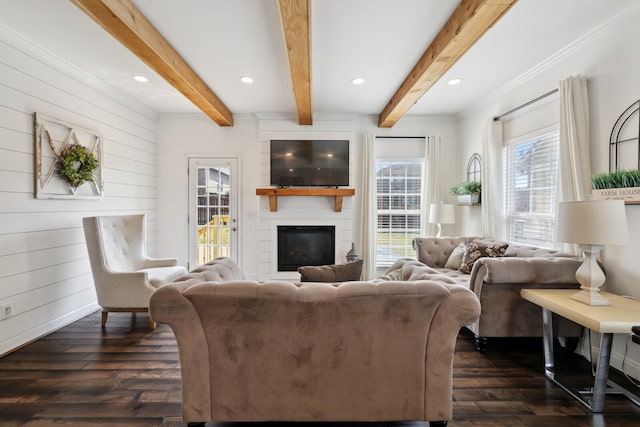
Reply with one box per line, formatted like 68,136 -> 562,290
58,143 -> 98,188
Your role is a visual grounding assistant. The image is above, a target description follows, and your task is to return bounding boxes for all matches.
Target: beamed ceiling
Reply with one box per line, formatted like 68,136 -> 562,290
70,0 -> 516,127
0,1 -> 637,127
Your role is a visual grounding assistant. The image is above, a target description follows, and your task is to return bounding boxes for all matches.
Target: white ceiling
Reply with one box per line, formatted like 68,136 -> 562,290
0,0 -> 637,121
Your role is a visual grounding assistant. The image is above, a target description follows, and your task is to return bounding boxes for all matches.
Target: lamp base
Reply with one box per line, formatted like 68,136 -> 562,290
571,289 -> 611,306
571,244 -> 610,306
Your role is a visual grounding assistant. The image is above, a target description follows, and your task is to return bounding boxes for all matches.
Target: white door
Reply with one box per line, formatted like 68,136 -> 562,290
188,157 -> 239,269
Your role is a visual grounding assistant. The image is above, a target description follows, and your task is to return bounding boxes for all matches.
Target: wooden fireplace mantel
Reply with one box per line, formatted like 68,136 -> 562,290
255,188 -> 355,212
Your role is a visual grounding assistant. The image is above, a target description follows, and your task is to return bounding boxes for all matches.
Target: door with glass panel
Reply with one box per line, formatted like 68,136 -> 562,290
188,157 -> 239,269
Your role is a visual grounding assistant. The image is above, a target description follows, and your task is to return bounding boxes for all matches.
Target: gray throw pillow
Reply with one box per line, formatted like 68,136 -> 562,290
298,260 -> 363,282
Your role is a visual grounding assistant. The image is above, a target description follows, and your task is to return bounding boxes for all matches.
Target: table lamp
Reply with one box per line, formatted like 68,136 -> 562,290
429,202 -> 456,237
556,200 -> 628,306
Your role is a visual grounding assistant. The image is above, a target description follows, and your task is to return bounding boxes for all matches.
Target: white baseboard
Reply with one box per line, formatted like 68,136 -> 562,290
0,303 -> 99,357
576,332 -> 640,383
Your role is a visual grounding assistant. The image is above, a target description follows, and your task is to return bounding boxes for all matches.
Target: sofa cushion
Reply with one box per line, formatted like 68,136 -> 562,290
444,242 -> 466,269
298,260 -> 363,282
459,239 -> 508,274
377,268 -> 405,281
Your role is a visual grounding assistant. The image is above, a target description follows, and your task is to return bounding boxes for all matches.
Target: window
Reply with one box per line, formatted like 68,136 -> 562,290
376,159 -> 423,267
503,128 -> 559,248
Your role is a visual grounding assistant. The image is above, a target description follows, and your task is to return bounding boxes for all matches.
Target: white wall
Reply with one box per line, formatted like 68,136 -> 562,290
458,6 -> 640,378
156,112 -> 459,280
156,113 -> 259,275
0,26 -> 160,355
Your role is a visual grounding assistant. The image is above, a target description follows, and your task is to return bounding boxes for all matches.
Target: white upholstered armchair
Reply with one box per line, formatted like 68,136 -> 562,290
82,214 -> 186,329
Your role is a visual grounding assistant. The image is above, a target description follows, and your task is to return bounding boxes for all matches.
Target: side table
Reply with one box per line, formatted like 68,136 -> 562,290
521,288 -> 640,412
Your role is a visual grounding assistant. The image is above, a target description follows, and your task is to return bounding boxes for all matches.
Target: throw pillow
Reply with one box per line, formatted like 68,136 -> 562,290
298,259 -> 363,282
458,239 -> 508,274
444,242 -> 466,269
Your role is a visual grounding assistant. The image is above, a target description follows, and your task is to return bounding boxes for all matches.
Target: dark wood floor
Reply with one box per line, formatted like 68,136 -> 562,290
0,311 -> 639,426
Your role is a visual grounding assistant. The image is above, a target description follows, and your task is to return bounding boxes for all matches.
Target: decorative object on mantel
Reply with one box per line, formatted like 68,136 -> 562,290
556,200 -> 628,306
594,99 -> 640,204
449,181 -> 481,205
429,201 -> 456,237
34,113 -> 103,199
346,242 -> 361,263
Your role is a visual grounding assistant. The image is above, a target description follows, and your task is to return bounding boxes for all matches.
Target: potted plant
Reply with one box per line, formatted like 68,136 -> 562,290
449,181 -> 481,205
591,169 -> 640,202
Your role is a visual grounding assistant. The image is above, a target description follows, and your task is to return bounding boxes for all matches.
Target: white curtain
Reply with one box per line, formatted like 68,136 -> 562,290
558,74 -> 591,254
423,135 -> 442,237
358,133 -> 377,280
559,75 -> 591,202
481,119 -> 505,239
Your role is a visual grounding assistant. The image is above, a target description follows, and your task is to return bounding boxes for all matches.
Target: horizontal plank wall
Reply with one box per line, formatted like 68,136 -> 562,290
0,25 -> 160,355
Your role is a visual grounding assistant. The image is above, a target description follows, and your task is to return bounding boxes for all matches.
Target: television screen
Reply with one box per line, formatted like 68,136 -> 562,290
270,140 -> 349,187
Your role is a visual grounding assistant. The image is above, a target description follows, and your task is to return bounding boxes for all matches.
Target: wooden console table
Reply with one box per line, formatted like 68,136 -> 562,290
255,188 -> 355,212
521,288 -> 640,412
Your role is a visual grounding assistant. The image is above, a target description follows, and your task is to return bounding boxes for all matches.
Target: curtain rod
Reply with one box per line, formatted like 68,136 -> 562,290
375,136 -> 425,139
493,89 -> 559,122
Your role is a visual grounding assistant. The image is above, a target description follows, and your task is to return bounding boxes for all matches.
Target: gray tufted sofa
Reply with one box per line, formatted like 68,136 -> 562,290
389,237 -> 583,351
149,257 -> 479,426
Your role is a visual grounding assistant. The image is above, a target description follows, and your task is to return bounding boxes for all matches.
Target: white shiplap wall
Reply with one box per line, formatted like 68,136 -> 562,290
0,26 -> 160,355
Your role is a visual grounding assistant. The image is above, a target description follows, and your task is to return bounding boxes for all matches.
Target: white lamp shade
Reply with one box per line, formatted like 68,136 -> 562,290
429,203 -> 456,225
556,200 -> 628,245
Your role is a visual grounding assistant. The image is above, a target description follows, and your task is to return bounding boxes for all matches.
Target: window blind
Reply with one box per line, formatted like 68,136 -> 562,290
503,129 -> 559,248
375,159 -> 423,267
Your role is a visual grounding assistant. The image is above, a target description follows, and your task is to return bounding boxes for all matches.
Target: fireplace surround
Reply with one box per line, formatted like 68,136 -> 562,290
277,225 -> 335,272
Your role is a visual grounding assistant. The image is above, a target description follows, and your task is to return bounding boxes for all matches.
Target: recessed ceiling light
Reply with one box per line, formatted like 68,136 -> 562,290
240,76 -> 254,84
133,75 -> 148,83
447,78 -> 462,86
351,77 -> 365,85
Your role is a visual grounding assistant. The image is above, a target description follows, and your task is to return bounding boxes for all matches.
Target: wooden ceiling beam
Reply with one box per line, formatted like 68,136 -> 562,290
378,0 -> 517,128
278,0 -> 312,125
71,0 -> 233,126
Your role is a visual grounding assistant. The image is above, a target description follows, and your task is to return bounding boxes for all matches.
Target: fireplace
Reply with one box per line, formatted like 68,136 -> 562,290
277,226 -> 335,272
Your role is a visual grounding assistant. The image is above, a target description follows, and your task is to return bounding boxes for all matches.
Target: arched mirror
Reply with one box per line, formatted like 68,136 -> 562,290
466,153 -> 482,183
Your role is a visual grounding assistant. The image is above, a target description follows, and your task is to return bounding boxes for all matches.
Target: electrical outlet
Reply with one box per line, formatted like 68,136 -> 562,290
1,304 -> 12,319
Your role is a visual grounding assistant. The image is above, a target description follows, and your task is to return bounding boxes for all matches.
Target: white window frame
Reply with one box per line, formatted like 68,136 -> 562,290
503,125 -> 559,248
375,158 -> 424,268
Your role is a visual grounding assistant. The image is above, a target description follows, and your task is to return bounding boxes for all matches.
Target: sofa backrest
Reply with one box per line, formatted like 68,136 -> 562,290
413,236 -> 577,267
503,243 -> 576,258
174,256 -> 245,283
412,236 -> 477,268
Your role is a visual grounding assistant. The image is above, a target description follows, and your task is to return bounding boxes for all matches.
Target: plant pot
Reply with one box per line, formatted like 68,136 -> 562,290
457,193 -> 479,205
592,187 -> 640,203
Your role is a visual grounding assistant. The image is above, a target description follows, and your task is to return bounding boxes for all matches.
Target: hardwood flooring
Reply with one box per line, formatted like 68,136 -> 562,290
0,311 -> 639,426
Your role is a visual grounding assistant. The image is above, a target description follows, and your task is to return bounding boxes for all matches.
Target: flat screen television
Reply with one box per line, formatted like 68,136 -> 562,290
270,139 -> 349,187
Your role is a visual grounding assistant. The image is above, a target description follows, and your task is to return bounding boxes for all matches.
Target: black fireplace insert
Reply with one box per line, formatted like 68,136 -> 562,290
277,226 -> 335,272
